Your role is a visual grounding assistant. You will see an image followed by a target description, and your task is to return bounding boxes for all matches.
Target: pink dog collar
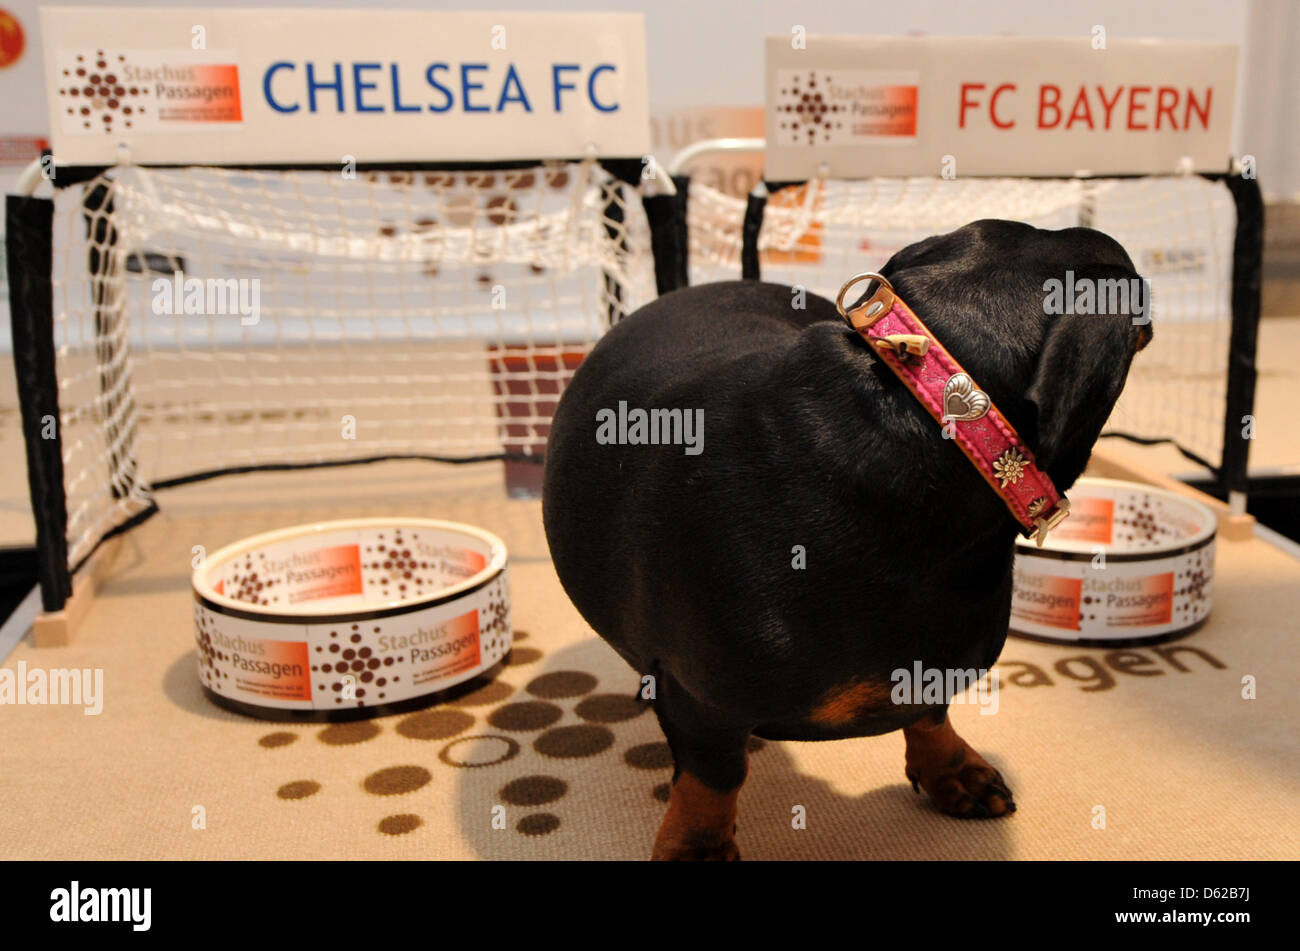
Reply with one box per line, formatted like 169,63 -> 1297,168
836,272 -> 1069,546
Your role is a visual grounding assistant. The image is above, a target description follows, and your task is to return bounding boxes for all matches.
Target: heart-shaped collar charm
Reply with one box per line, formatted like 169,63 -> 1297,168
942,372 -> 990,422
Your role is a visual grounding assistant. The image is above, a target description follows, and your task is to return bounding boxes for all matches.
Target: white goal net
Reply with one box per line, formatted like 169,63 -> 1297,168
47,160 -> 655,571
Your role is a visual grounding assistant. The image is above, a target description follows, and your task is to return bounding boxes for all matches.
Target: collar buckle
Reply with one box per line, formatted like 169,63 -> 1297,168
1027,498 -> 1071,548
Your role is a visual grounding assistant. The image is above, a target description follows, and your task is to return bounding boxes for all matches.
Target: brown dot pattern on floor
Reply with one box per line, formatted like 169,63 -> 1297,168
504,647 -> 543,666
499,775 -> 567,806
438,734 -> 520,768
624,741 -> 673,770
378,814 -> 422,836
277,780 -> 321,800
319,721 -> 382,746
265,629 -> 768,843
396,709 -> 475,741
488,700 -> 563,732
534,724 -> 615,758
364,765 -> 432,796
516,813 -> 561,836
445,679 -> 515,707
575,693 -> 647,723
526,670 -> 598,699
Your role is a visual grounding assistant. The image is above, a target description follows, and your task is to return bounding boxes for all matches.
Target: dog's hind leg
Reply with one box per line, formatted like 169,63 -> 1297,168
650,671 -> 751,861
902,707 -> 1016,819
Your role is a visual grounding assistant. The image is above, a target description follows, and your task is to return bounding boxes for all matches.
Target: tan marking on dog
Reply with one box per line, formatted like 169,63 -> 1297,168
809,680 -> 895,725
652,773 -> 740,861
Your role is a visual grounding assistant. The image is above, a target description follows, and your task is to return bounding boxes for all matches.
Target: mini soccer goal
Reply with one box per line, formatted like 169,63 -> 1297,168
672,142 -> 1264,520
7,157 -> 679,631
6,5 -> 673,643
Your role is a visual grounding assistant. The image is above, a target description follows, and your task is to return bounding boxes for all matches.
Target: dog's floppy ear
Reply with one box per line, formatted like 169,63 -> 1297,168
1026,264 -> 1147,491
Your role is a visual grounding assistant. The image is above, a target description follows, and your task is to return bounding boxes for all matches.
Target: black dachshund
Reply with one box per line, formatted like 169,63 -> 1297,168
542,219 -> 1150,859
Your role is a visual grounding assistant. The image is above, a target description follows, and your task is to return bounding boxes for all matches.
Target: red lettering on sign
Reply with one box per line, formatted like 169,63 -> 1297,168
1038,84 -> 1061,128
990,83 -> 1015,128
1127,85 -> 1151,130
1065,86 -> 1094,130
1096,85 -> 1124,130
1155,86 -> 1179,130
958,82 -> 984,128
1185,87 -> 1212,129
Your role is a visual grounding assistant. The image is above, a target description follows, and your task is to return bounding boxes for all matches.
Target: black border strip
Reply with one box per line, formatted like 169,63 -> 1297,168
741,190 -> 766,280
152,451 -> 542,493
1219,172 -> 1264,498
1098,431 -> 1220,475
49,156 -> 648,189
1014,529 -> 1215,563
6,194 -> 72,613
1009,614 -> 1211,649
193,564 -> 503,625
199,656 -> 508,723
643,173 -> 690,295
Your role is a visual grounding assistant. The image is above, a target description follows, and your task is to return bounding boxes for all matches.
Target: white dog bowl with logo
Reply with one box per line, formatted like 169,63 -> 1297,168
1010,478 -> 1216,646
192,518 -> 511,720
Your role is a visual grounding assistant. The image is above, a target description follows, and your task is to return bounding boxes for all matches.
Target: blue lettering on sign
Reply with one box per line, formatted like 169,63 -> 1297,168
552,64 -> 580,111
353,62 -> 382,112
391,64 -> 420,113
460,63 -> 490,113
306,62 -> 344,113
426,63 -> 454,112
264,62 -> 298,113
588,63 -> 618,112
259,62 -> 619,116
498,63 -> 531,112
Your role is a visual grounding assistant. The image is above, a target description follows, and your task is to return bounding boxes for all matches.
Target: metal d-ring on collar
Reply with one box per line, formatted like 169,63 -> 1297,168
835,271 -> 893,322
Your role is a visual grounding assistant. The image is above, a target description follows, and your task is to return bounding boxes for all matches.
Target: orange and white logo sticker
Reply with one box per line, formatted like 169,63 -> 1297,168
285,545 -> 363,604
1050,496 -> 1115,545
774,69 -> 918,146
1011,571 -> 1082,631
55,48 -> 242,135
1098,572 -> 1174,628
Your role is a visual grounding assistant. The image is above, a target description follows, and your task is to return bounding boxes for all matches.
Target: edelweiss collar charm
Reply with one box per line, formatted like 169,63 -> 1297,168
835,271 -> 1070,546
993,448 -> 1028,488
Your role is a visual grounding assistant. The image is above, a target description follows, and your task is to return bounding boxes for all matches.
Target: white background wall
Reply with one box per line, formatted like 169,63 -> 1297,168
0,0 -> 1296,195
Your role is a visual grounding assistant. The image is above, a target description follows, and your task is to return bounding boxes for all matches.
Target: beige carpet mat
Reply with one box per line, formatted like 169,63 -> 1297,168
1,459 -> 1297,860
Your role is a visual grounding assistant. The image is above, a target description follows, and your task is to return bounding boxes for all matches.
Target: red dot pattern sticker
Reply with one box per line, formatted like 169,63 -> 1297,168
57,51 -> 146,133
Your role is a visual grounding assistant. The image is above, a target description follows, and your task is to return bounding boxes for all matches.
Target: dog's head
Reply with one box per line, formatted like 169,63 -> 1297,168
874,219 -> 1151,493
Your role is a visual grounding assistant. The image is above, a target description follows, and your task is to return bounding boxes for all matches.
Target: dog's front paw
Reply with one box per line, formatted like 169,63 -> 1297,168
903,714 -> 1016,819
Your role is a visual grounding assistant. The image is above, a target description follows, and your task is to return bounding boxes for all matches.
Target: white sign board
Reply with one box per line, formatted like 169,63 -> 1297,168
766,35 -> 1238,180
42,6 -> 649,166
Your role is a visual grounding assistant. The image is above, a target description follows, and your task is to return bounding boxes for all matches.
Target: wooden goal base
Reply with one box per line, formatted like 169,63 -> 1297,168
31,536 -> 124,648
1087,447 -> 1256,542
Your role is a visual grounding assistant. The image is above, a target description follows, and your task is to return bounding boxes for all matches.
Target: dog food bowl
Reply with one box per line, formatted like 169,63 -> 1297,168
192,518 -> 511,720
1010,478 -> 1216,646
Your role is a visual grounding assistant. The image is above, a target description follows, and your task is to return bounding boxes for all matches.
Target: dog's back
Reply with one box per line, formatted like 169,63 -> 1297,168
543,281 -> 832,662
